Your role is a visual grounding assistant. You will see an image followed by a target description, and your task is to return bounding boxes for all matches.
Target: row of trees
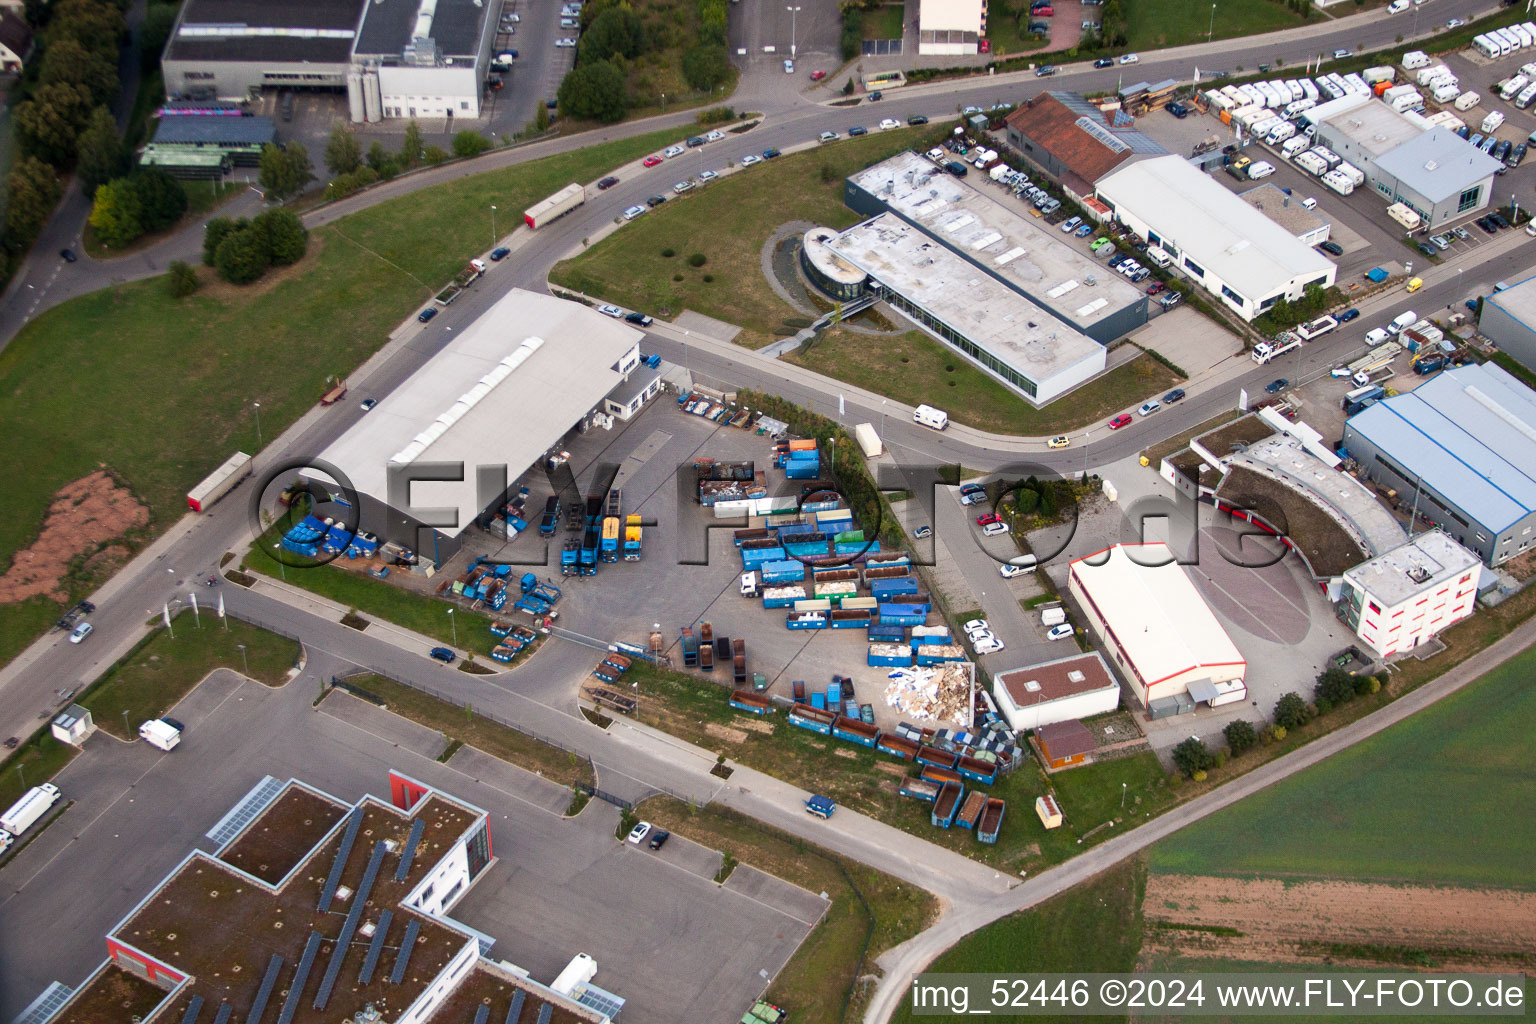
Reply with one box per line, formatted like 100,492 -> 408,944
1171,667 -> 1386,780
557,0 -> 732,123
202,210 -> 309,284
323,121 -> 492,198
88,168 -> 188,248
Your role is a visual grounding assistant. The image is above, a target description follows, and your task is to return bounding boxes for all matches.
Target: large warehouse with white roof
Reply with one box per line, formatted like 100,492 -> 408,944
1094,154 -> 1336,322
1341,363 -> 1536,567
1068,543 -> 1247,713
315,289 -> 644,562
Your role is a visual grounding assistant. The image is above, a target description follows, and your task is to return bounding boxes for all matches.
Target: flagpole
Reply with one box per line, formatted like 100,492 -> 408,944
163,603 -> 175,639
218,593 -> 228,631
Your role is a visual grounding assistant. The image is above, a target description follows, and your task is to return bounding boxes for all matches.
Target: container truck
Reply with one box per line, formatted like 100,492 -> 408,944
524,183 -> 586,229
186,452 -> 254,512
139,718 -> 183,751
623,514 -> 642,560
434,260 -> 485,305
2,783 -> 61,836
853,422 -> 883,458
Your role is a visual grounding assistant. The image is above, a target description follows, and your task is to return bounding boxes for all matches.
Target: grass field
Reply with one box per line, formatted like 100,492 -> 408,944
625,659 -> 1176,871
0,127 -> 684,675
639,798 -> 937,1024
84,616 -> 300,739
344,675 -> 594,789
889,856 -> 1146,1024
549,126 -> 936,349
1150,644 -> 1536,890
785,330 -> 1182,434
1125,0 -> 1305,51
862,4 -> 906,39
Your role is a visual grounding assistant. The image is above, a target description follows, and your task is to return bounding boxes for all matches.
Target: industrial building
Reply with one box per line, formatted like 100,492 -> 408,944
1094,155 -> 1336,322
315,289 -> 646,563
14,771 -> 618,1024
1239,184 -> 1331,247
1342,363 -> 1536,566
1337,531 -> 1480,658
1068,543 -> 1248,713
825,213 -> 1108,404
1476,273 -> 1536,373
1002,93 -> 1166,200
1311,99 -> 1500,228
799,226 -> 868,301
917,0 -> 984,55
160,0 -> 497,121
845,153 -> 1147,345
140,114 -> 275,176
992,652 -> 1121,733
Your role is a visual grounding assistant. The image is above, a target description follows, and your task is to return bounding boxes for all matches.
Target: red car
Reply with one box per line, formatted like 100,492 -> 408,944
810,69 -> 827,81
1108,414 -> 1133,430
1146,281 -> 1165,295
979,38 -> 990,53
976,512 -> 1003,526
643,155 -> 663,167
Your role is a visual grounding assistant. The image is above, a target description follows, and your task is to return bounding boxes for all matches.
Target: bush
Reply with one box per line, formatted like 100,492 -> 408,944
1273,691 -> 1309,730
1172,737 -> 1214,778
203,216 -> 238,266
702,273 -> 713,282
1353,673 -> 1376,696
214,225 -> 272,285
1191,769 -> 1208,783
1315,697 -> 1332,716
325,165 -> 380,200
452,131 -> 492,159
840,8 -> 863,60
1223,719 -> 1258,756
673,273 -> 684,281
1314,666 -> 1356,706
423,145 -> 448,165
661,247 -> 676,257
1272,725 -> 1287,741
687,252 -> 707,267
252,208 -> 308,266
165,260 -> 198,298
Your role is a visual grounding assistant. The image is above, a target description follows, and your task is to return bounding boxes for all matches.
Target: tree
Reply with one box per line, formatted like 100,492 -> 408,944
48,0 -> 126,48
557,61 -> 627,123
40,36 -> 119,105
682,43 -> 731,91
1172,737 -> 1214,778
4,157 -> 63,246
366,140 -> 399,177
451,131 -> 491,159
139,3 -> 178,72
422,145 -> 448,165
1314,666 -> 1356,707
203,216 -> 241,266
89,179 -> 144,248
1274,691 -> 1309,730
580,7 -> 644,62
324,121 -> 362,176
252,208 -> 308,266
75,106 -> 126,197
258,141 -> 313,200
401,119 -> 423,168
324,165 -> 380,200
535,101 -> 551,132
15,82 -> 94,165
1224,719 -> 1258,756
214,225 -> 272,284
166,260 -> 199,298
130,168 -> 188,233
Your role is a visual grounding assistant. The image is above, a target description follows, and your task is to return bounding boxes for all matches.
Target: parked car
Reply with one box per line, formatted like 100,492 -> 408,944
1047,434 -> 1070,448
360,398 -> 377,412
1417,243 -> 1438,258
648,829 -> 670,850
1000,563 -> 1033,578
623,205 -> 647,220
1338,308 -> 1359,322
972,635 -> 1006,655
981,521 -> 1009,536
762,147 -> 781,158
59,249 -> 77,263
1332,48 -> 1352,58
1046,623 -> 1074,641
1119,53 -> 1139,64
1035,65 -> 1057,76
1429,234 -> 1451,251
698,170 -> 718,183
625,312 -> 653,326
741,154 -> 762,166
1074,223 -> 1093,237
597,176 -> 619,190
626,821 -> 652,844
811,69 -> 827,80
673,180 -> 694,193
962,618 -> 991,637
645,195 -> 666,207
597,304 -> 625,318
643,154 -> 663,167
69,621 -> 93,644
1093,57 -> 1114,68
1159,292 -> 1183,308
1060,215 -> 1083,233
489,247 -> 511,261
555,37 -> 576,46
870,90 -> 882,100
1137,400 -> 1161,416
1265,377 -> 1289,393
1163,388 -> 1185,403
819,130 -> 839,142
1147,281 -> 1166,295
428,646 -> 455,663
848,125 -> 868,136
1108,413 -> 1133,429
705,130 -> 726,142
1453,227 -> 1470,240
686,135 -> 705,148
417,307 -> 438,323
976,512 -> 1003,526
1319,240 -> 1344,255
908,115 -> 929,125
913,525 -> 933,538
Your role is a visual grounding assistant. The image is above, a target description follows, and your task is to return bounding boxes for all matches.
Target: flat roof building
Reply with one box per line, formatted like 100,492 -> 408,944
918,0 -> 984,55
1342,363 -> 1536,566
354,0 -> 499,120
1239,183 -> 1331,247
1477,271 -> 1536,374
1068,542 -> 1247,708
1095,155 -> 1336,321
316,289 -> 644,561
825,213 -> 1107,405
846,152 -> 1148,344
1313,103 -> 1500,229
1337,531 -> 1480,658
992,651 -> 1120,733
1002,93 -> 1166,198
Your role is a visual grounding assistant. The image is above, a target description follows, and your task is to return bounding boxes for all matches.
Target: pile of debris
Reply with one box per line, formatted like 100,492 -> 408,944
882,663 -> 972,723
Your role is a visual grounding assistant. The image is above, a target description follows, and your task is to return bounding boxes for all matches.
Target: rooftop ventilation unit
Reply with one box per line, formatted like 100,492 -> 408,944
1067,670 -> 1086,682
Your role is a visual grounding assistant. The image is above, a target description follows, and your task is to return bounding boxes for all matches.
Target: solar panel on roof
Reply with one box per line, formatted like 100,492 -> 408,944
318,806 -> 364,913
505,990 -> 526,1024
358,909 -> 393,985
390,919 -> 421,984
395,818 -> 426,882
315,841 -> 388,1009
275,931 -> 324,1024
535,1004 -> 553,1024
212,1004 -> 232,1024
246,954 -> 285,1024
575,983 -> 626,1019
474,1006 -> 491,1024
181,995 -> 205,1024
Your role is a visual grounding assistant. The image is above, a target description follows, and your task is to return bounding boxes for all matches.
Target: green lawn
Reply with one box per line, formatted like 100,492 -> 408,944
889,856 -> 1145,1024
862,4 -> 906,39
1150,644 -> 1536,890
1126,0 -> 1305,51
786,330 -> 1182,434
550,126 -> 937,349
84,616 -> 300,738
0,127 -> 684,675
639,797 -> 937,1024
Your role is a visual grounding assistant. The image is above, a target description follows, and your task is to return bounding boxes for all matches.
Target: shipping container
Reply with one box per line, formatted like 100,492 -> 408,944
931,781 -> 965,827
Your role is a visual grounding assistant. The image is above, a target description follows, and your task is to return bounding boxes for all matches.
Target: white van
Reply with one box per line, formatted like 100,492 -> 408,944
1146,245 -> 1172,268
1365,327 -> 1392,347
913,405 -> 949,430
1390,310 -> 1418,333
1247,161 -> 1276,179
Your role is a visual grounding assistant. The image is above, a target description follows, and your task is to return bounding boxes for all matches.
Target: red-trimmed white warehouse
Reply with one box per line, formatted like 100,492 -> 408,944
1068,543 -> 1247,710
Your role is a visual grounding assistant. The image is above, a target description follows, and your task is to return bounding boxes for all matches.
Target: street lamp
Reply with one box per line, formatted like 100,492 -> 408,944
253,401 -> 263,449
787,5 -> 802,57
490,205 -> 497,247
122,709 -> 131,737
1208,3 -> 1216,43
237,643 -> 249,676
447,608 -> 457,645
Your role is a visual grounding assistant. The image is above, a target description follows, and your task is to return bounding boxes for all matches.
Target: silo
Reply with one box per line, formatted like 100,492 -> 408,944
346,69 -> 366,123
363,69 -> 383,123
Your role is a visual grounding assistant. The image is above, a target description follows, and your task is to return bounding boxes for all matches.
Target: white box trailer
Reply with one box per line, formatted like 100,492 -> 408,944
1336,161 -> 1365,187
139,719 -> 183,751
523,182 -> 587,229
853,423 -> 883,458
1040,606 -> 1067,627
1474,35 -> 1501,60
1401,50 -> 1430,70
1455,90 -> 1481,111
1390,90 -> 1424,112
1282,136 -> 1312,158
1362,66 -> 1396,85
1,784 -> 61,836
1387,202 -> 1422,229
186,452 -> 253,513
1483,109 -> 1506,133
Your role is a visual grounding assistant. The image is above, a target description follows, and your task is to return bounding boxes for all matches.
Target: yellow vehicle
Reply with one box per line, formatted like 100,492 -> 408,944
1406,277 -> 1424,292
1047,435 -> 1070,449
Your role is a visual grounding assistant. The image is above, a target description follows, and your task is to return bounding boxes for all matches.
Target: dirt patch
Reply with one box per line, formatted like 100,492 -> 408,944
1144,874 -> 1536,970
873,760 -> 908,776
834,747 -> 858,759
734,716 -> 776,735
0,472 -> 150,603
705,722 -> 749,744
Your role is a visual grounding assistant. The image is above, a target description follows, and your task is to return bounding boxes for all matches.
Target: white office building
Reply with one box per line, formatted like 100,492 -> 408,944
1337,531 -> 1480,658
918,0 -> 985,54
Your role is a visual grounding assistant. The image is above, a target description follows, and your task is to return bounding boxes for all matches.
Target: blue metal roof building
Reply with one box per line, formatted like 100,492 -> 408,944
1342,363 -> 1536,566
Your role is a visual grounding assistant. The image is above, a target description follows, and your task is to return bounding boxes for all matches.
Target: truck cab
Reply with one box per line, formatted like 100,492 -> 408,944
804,795 -> 836,819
